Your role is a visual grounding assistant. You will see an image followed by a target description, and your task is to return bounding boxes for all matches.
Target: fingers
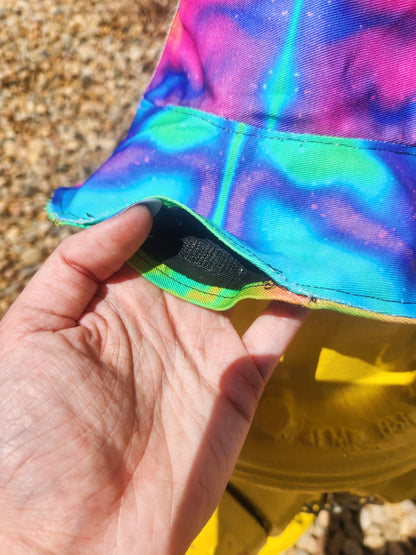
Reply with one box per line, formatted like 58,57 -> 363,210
7,205 -> 153,332
242,301 -> 308,381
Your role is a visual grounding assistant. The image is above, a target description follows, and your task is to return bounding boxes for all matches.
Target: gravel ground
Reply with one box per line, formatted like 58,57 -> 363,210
1,1 -> 416,553
0,0 -> 172,315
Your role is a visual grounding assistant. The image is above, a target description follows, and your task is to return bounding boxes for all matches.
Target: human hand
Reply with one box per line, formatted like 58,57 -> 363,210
0,205 -> 306,554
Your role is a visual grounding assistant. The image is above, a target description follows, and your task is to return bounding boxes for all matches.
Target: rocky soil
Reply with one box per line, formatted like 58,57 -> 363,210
0,0 -> 173,315
1,1 -> 416,553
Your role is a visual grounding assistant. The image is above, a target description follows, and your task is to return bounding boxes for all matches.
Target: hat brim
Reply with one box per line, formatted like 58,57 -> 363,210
47,99 -> 416,322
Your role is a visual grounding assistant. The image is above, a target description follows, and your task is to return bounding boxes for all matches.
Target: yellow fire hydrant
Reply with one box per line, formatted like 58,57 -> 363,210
187,301 -> 416,554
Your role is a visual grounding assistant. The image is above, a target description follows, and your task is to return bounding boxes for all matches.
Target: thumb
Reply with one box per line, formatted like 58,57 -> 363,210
5,205 -> 152,333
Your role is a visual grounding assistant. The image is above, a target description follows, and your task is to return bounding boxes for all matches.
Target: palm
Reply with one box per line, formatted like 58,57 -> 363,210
0,207 -> 305,554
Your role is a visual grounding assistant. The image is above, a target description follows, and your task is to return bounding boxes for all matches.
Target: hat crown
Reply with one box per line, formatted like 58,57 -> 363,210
146,0 -> 416,144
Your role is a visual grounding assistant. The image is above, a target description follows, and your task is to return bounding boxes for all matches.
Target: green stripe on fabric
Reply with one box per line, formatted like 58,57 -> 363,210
267,0 -> 305,127
212,122 -> 247,226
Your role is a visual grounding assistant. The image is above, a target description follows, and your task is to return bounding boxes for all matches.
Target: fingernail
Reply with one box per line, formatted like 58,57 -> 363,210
140,199 -> 162,218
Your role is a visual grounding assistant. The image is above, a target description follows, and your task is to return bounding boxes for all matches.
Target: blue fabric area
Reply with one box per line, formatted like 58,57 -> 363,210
325,1 -> 398,43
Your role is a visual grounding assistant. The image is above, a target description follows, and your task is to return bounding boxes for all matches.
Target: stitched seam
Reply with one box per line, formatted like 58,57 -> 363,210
133,250 -> 416,306
146,101 -> 416,157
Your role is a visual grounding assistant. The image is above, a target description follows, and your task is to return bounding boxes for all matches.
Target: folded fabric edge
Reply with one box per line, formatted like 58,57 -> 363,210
128,246 -> 416,323
46,193 -> 416,324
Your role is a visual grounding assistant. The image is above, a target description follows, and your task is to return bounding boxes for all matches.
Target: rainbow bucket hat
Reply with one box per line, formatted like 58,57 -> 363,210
48,0 -> 416,322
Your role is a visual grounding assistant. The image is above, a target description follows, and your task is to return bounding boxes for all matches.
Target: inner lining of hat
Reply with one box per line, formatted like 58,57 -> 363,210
139,204 -> 270,290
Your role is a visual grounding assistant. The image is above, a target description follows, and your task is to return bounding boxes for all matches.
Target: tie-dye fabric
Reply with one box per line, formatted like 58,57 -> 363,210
48,0 -> 416,321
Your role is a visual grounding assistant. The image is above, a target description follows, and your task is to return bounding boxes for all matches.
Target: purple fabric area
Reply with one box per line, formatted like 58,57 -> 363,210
146,0 -> 416,144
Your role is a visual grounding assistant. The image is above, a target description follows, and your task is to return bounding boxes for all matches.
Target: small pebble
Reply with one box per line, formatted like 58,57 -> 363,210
369,504 -> 389,526
317,510 -> 330,530
364,533 -> 386,551
359,507 -> 372,532
20,247 -> 41,266
383,520 -> 400,542
296,532 -> 317,553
